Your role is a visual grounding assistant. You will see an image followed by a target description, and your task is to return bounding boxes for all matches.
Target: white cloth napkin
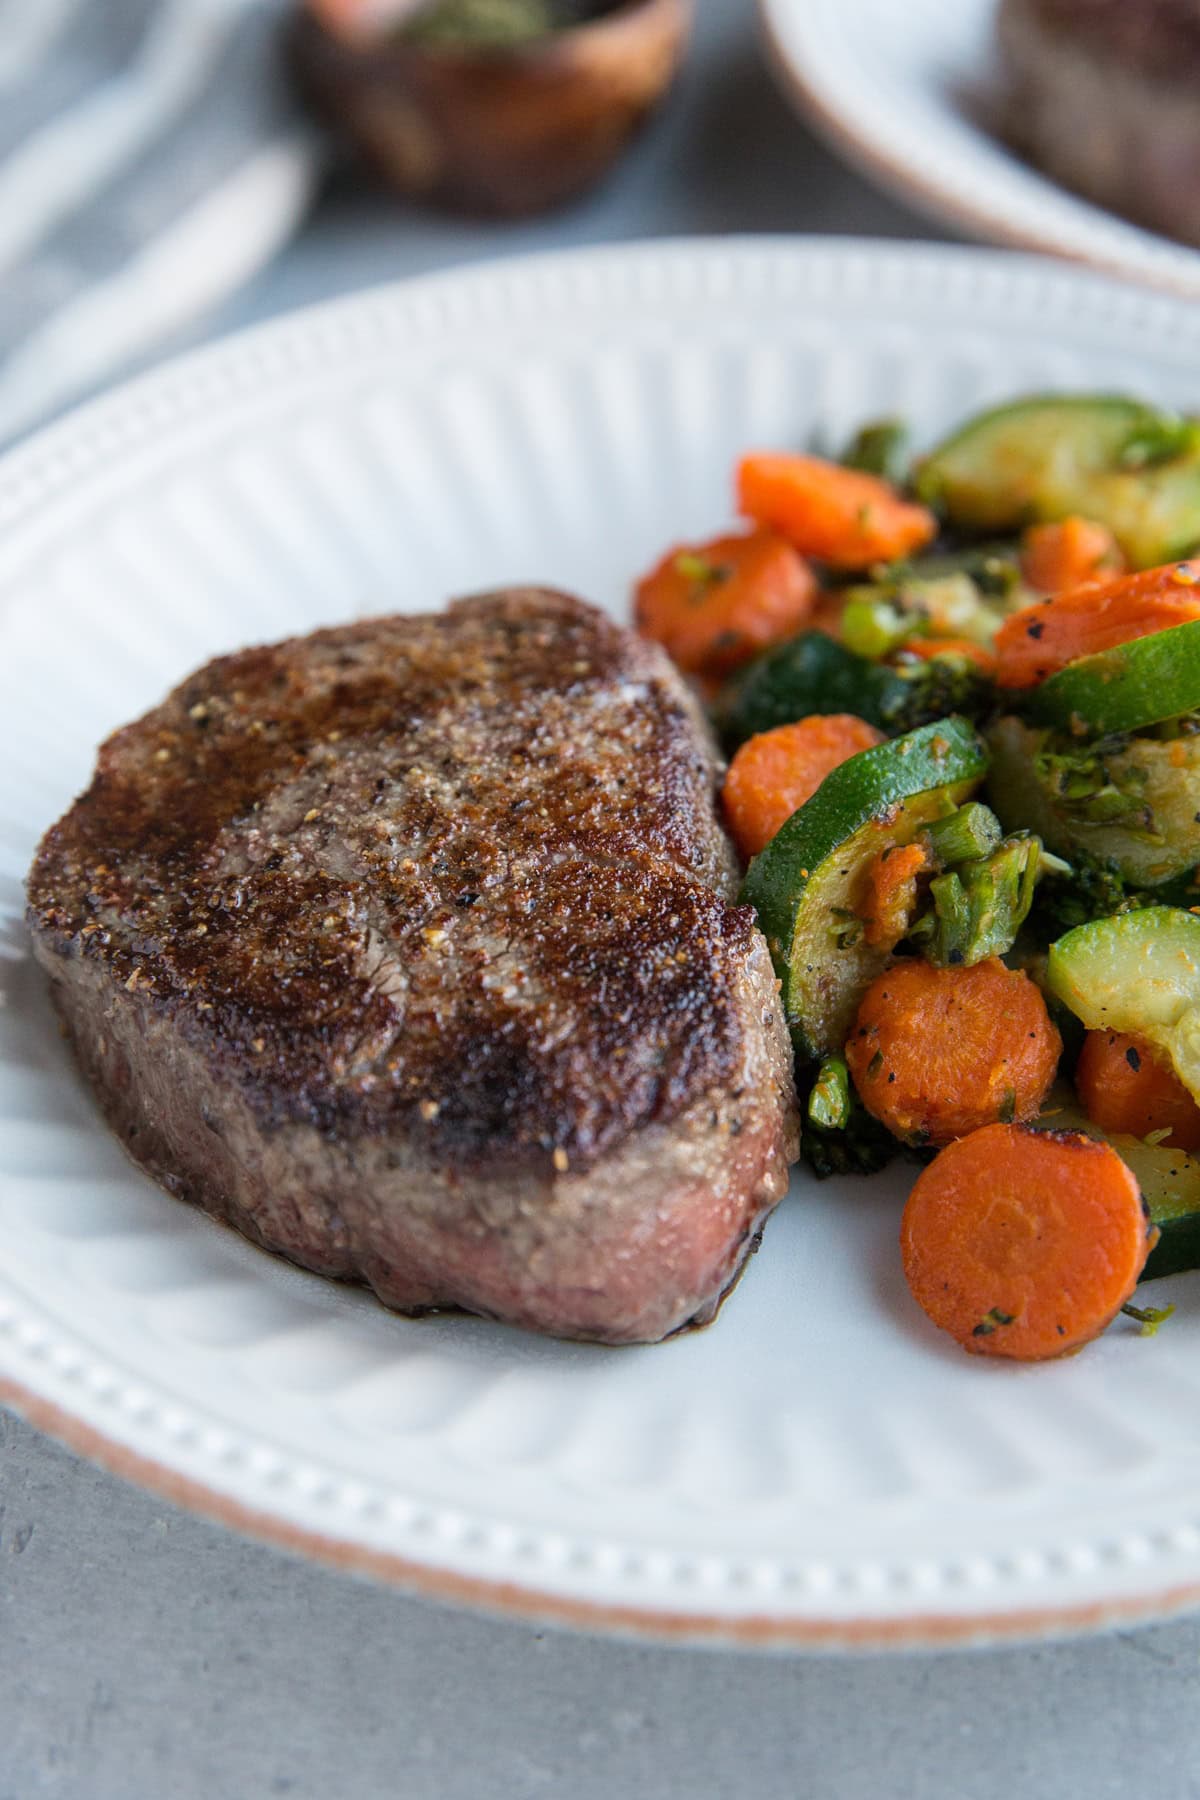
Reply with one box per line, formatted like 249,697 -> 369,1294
0,0 -> 324,446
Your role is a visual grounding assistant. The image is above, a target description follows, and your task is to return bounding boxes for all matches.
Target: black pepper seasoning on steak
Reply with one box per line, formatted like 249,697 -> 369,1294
27,589 -> 798,1344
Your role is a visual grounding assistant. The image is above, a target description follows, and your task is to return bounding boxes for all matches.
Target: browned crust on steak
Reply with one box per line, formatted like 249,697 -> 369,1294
27,590 -> 798,1344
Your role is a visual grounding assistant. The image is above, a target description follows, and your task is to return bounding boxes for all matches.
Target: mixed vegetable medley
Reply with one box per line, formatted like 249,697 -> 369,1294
632,394 -> 1200,1362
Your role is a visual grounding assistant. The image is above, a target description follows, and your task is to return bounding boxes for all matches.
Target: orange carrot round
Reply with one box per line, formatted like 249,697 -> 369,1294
895,636 -> 997,674
1020,516 -> 1122,594
900,1123 -> 1154,1359
1076,1028 -> 1200,1153
736,452 -> 937,570
862,841 -> 931,949
633,528 -> 817,680
845,958 -> 1061,1146
722,714 -> 884,858
994,559 -> 1200,689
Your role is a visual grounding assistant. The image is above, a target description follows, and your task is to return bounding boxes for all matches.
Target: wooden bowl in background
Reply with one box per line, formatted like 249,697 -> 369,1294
286,0 -> 694,217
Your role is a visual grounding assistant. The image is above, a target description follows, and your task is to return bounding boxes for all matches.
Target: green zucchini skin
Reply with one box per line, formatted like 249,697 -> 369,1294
712,632 -> 990,751
1145,1180 -> 1200,1281
741,717 -> 987,1058
914,394 -> 1200,569
987,714 -> 1200,887
1020,619 -> 1200,736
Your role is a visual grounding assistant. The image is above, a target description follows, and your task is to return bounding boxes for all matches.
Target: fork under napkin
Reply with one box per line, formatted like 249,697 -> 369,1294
0,0 -> 324,448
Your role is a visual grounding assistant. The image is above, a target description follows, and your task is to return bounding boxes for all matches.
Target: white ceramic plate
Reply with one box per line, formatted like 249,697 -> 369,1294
3,239 -> 1200,1652
760,0 -> 1200,302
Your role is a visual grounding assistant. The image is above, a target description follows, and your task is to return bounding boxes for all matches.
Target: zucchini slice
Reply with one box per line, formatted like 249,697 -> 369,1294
987,713 -> 1200,886
712,631 -> 990,751
1021,617 -> 1200,736
741,717 -> 987,1057
1046,907 -> 1200,1103
915,395 -> 1200,569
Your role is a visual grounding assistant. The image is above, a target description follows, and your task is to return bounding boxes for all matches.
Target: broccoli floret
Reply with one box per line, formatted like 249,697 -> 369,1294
876,654 -> 994,733
1030,853 -> 1138,933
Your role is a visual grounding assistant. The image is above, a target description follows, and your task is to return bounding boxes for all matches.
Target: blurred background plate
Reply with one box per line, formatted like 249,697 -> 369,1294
2,238 -> 1200,1651
760,0 -> 1200,301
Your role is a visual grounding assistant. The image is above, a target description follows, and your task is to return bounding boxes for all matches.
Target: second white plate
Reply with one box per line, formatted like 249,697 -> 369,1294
2,239 -> 1200,1650
761,0 -> 1200,301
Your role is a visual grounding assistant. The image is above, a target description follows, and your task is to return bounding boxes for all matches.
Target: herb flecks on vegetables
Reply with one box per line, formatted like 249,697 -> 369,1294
1075,1028 -> 1200,1153
972,1307 -> 1016,1337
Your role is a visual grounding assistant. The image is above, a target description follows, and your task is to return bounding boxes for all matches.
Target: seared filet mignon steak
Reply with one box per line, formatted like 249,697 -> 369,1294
27,589 -> 798,1344
997,0 -> 1200,248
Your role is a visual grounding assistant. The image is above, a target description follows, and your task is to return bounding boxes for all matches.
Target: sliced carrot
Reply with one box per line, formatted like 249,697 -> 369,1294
722,714 -> 884,858
845,958 -> 1061,1147
862,841 -> 931,949
900,1123 -> 1154,1359
895,636 -> 997,675
737,453 -> 937,570
1075,1028 -> 1200,1153
633,529 -> 817,680
994,559 -> 1200,689
1020,516 -> 1122,594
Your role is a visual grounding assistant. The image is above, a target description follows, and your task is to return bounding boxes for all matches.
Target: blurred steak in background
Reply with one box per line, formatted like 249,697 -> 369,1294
997,0 -> 1200,247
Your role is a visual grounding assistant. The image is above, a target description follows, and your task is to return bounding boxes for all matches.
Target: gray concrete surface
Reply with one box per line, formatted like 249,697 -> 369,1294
3,1412 -> 1200,1799
4,2 -> 1200,1795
